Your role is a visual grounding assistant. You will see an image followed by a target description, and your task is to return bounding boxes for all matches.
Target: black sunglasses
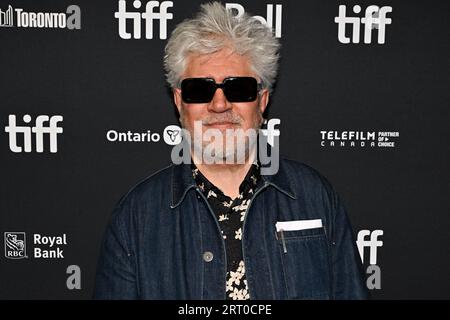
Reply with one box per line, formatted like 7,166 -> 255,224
180,77 -> 261,103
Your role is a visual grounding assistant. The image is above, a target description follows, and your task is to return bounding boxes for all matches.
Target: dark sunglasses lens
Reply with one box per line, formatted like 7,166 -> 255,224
181,78 -> 215,103
224,77 -> 258,102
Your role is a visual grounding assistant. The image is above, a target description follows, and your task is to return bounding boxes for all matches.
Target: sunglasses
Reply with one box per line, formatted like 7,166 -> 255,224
180,77 -> 261,103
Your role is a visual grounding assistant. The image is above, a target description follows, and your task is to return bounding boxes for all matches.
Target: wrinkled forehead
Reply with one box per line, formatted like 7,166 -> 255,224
182,48 -> 256,82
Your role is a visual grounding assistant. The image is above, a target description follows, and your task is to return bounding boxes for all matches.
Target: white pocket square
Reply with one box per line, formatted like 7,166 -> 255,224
275,219 -> 323,232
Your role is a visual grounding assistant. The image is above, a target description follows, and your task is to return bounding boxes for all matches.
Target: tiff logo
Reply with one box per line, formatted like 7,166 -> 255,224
0,5 -> 13,26
4,115 -> 63,153
357,230 -> 383,290
115,0 -> 173,39
334,5 -> 392,44
357,229 -> 383,265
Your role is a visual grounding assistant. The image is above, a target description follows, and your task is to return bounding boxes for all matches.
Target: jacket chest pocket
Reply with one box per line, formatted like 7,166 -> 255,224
276,221 -> 332,299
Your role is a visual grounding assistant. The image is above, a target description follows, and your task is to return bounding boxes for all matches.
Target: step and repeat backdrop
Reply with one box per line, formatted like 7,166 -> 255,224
0,0 -> 448,299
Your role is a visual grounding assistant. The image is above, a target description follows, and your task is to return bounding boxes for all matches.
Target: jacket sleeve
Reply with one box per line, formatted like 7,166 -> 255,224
93,200 -> 138,299
326,181 -> 369,299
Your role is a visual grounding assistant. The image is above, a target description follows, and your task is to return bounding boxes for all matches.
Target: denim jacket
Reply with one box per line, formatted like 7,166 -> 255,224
94,158 -> 368,299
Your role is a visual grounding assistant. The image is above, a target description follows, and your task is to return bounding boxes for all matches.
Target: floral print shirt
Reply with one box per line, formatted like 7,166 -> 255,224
192,162 -> 260,300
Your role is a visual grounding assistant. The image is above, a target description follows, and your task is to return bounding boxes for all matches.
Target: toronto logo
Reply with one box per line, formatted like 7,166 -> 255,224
0,4 -> 81,29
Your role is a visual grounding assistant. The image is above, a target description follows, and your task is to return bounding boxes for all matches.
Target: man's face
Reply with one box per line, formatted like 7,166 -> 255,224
173,47 -> 269,162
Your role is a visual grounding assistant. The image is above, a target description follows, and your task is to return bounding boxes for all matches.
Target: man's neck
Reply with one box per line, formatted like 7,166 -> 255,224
192,156 -> 255,200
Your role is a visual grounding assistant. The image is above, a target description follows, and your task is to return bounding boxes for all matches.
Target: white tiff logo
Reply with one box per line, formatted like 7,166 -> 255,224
171,119 -> 281,175
357,230 -> 383,265
357,230 -> 383,289
4,114 -> 63,153
334,5 -> 392,44
115,0 -> 173,39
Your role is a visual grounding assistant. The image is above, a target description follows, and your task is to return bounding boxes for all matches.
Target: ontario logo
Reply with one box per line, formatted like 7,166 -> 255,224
4,232 -> 28,259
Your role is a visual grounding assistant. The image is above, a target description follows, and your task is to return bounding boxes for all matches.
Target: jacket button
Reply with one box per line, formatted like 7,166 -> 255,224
203,251 -> 214,262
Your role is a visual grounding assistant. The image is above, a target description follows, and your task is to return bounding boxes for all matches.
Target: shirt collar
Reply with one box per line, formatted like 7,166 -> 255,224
191,161 -> 260,199
170,159 -> 296,209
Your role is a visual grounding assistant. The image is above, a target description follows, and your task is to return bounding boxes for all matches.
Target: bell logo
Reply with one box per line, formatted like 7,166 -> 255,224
4,114 -> 63,153
334,5 -> 392,44
226,3 -> 282,38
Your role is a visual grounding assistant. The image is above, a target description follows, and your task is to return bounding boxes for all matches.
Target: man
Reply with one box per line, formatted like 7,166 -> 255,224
94,2 -> 368,300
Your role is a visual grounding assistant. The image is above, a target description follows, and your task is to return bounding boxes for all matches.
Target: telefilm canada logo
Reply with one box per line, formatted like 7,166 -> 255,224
320,130 -> 399,148
114,1 -> 283,39
0,4 -> 81,29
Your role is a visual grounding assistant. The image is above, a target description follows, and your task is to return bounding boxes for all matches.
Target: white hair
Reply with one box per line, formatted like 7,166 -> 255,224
164,2 -> 280,92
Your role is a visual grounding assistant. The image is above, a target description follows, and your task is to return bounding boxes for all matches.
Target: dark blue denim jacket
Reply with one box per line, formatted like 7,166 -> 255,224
94,158 -> 368,299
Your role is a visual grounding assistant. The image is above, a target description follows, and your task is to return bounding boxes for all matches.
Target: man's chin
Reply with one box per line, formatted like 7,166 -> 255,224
201,124 -> 247,138
197,143 -> 252,165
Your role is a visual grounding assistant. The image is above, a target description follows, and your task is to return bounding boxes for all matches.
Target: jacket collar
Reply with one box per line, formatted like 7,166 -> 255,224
170,159 -> 296,209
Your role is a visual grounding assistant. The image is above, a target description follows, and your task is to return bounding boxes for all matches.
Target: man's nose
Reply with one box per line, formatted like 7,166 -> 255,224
207,88 -> 232,113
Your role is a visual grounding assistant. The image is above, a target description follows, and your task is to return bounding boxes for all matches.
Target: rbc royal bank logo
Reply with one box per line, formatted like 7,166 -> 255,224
4,232 -> 28,259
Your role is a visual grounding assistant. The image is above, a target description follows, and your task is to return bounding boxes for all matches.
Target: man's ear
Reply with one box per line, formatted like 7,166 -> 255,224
259,89 -> 270,114
173,88 -> 183,113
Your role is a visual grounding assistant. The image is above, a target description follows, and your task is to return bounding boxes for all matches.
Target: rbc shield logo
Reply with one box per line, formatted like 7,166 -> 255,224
4,232 -> 28,259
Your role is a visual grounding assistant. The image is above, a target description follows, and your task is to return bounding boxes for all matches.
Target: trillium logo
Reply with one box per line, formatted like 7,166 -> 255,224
163,125 -> 182,145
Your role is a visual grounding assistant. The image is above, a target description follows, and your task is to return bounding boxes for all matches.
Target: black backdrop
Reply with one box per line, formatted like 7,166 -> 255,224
0,0 -> 449,299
